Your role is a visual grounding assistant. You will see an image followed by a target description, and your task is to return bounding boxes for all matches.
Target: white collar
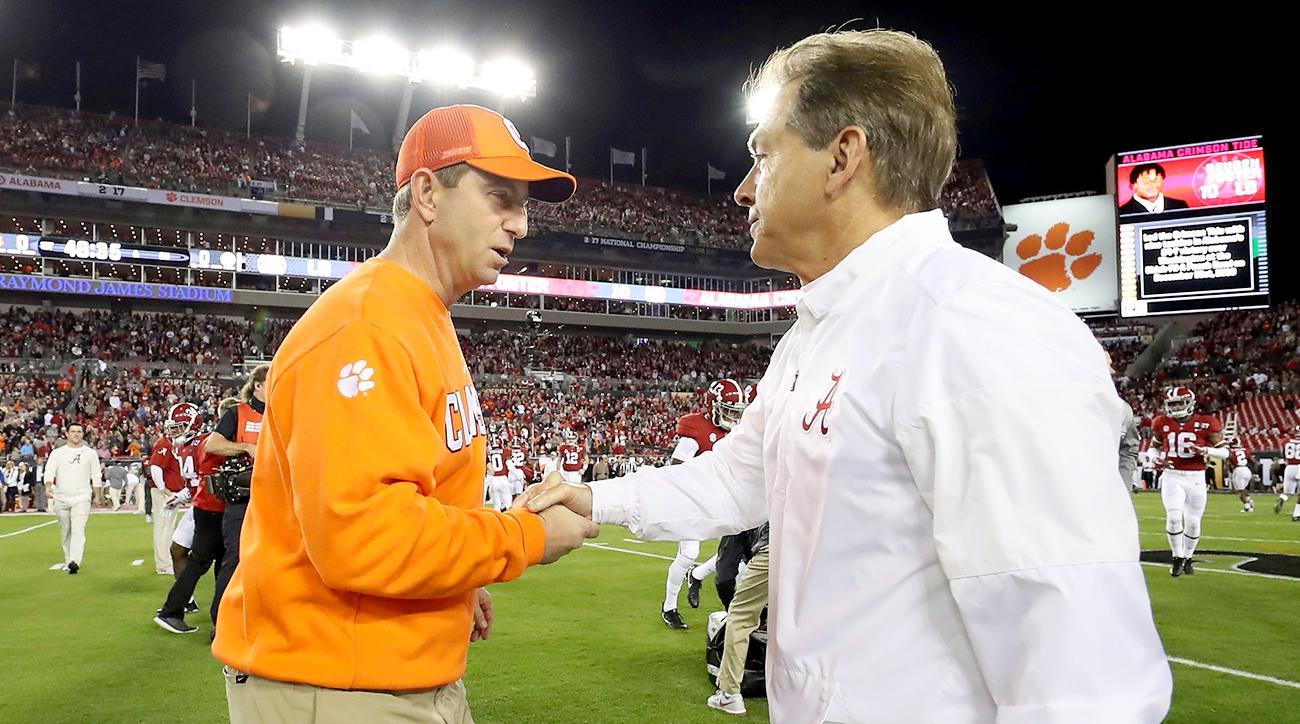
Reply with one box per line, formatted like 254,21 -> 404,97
796,209 -> 948,321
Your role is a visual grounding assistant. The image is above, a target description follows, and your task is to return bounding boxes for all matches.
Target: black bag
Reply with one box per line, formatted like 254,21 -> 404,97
208,458 -> 253,503
705,612 -> 767,698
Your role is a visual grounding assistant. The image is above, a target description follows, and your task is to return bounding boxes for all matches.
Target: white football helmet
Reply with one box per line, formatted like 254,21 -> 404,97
1164,386 -> 1195,422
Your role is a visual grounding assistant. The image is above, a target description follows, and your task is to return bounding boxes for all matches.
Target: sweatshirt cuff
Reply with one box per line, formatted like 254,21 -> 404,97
589,479 -> 636,528
503,508 -> 547,568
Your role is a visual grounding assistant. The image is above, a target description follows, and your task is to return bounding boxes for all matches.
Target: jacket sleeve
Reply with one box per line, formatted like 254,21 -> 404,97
1118,403 -> 1140,486
590,376 -> 768,540
43,454 -> 58,485
282,322 -> 545,600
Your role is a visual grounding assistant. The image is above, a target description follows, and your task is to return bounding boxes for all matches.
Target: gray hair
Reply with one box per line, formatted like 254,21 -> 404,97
391,163 -> 473,221
750,29 -> 958,213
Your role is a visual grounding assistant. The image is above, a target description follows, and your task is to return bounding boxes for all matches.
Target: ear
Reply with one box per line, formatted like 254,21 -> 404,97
409,168 -> 440,224
825,125 -> 869,197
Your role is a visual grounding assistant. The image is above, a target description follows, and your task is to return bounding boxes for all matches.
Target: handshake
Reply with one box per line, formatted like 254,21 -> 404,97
511,472 -> 599,564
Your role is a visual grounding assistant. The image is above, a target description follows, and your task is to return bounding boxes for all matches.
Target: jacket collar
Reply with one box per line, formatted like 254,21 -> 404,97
796,209 -> 948,321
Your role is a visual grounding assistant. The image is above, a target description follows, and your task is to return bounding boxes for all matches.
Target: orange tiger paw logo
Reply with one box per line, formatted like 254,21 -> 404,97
1014,222 -> 1103,292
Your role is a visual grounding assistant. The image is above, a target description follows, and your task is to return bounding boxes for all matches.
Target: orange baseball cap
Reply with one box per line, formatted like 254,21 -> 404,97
396,104 -> 576,203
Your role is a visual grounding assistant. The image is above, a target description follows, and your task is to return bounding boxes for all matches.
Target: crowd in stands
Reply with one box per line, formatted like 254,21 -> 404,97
1117,302 -> 1300,433
0,105 -> 395,210
8,298 -> 1300,504
0,307 -> 293,365
1086,318 -> 1156,381
940,160 -> 1001,230
460,328 -> 768,387
1,367 -> 237,469
532,180 -> 751,250
0,305 -> 770,472
479,383 -> 700,464
2,104 -> 1002,251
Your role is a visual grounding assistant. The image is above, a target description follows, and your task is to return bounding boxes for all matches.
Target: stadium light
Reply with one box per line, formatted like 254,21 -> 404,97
479,58 -> 536,100
414,47 -> 476,86
278,25 -> 344,66
745,86 -> 778,125
277,25 -> 537,101
351,36 -> 410,75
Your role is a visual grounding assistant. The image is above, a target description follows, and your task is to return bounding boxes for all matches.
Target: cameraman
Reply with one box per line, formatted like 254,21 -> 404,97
206,365 -> 267,623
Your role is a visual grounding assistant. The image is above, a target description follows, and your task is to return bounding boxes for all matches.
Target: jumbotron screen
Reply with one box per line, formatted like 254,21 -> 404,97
1115,135 -> 1267,317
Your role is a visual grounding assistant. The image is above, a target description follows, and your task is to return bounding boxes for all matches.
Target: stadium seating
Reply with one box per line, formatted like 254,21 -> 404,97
2,104 -> 1002,250
1117,302 -> 1300,446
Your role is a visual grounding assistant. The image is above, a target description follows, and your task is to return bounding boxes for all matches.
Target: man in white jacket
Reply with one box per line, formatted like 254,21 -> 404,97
524,29 -> 1173,723
44,423 -> 103,574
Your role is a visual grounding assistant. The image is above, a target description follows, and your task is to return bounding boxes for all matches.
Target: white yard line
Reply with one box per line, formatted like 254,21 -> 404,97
1168,657 -> 1300,690
585,542 -> 675,561
0,520 -> 56,539
621,538 -> 647,545
1139,560 -> 1296,583
588,540 -> 1300,690
1139,534 -> 1300,545
132,559 -> 144,567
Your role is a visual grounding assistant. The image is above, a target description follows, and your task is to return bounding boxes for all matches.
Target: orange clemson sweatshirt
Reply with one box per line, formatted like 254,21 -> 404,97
213,258 -> 545,691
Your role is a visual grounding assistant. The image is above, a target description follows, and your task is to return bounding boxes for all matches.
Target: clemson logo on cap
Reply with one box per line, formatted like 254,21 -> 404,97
502,119 -> 528,152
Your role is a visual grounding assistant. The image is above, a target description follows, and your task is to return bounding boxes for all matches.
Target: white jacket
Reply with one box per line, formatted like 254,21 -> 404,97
591,210 -> 1172,723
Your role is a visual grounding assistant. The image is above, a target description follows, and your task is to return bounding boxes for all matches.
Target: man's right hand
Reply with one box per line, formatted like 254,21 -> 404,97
537,504 -> 599,564
517,472 -> 594,518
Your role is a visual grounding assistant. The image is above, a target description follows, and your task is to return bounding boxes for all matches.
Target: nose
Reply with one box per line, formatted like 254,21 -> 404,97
734,165 -> 757,208
505,207 -> 528,241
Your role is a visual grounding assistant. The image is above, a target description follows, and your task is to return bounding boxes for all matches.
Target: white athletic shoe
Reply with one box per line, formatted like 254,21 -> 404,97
707,690 -> 746,715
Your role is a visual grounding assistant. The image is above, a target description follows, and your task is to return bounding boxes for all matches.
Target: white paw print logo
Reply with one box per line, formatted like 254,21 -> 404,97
337,360 -> 376,398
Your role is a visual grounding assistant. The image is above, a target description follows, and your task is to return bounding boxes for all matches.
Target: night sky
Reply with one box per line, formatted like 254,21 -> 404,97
1,1 -> 1289,296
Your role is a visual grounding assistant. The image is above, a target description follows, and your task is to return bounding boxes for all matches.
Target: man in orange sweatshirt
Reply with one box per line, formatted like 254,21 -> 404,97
213,105 -> 598,723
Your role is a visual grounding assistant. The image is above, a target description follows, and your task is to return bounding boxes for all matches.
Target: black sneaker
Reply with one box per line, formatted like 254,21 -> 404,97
154,615 -> 198,634
1182,558 -> 1195,576
68,562 -> 79,575
185,598 -> 200,614
686,567 -> 702,609
1170,558 -> 1183,577
1276,498 -> 1285,514
661,609 -> 688,630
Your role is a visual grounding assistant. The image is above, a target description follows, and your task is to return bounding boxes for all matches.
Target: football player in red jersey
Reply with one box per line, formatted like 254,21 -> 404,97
155,398 -> 241,634
1278,425 -> 1300,519
163,417 -> 210,611
1149,386 -> 1225,577
1226,436 -> 1256,513
147,402 -> 199,575
557,430 -> 586,484
659,379 -> 754,629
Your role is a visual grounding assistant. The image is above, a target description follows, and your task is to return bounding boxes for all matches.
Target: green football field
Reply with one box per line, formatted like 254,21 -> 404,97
0,493 -> 1297,723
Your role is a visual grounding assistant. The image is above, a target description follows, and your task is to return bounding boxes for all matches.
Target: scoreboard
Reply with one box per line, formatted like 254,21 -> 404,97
1115,136 -> 1267,317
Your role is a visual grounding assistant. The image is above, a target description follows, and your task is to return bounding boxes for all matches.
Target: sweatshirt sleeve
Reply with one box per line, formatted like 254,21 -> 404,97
281,321 -> 544,600
43,453 -> 58,485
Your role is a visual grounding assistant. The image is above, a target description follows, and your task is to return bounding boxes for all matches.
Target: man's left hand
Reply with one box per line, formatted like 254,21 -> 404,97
470,588 -> 494,642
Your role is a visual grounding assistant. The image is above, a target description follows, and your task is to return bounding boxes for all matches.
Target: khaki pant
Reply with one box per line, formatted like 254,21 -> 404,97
53,498 -> 91,565
152,490 -> 180,574
716,545 -> 769,695
225,668 -> 473,724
